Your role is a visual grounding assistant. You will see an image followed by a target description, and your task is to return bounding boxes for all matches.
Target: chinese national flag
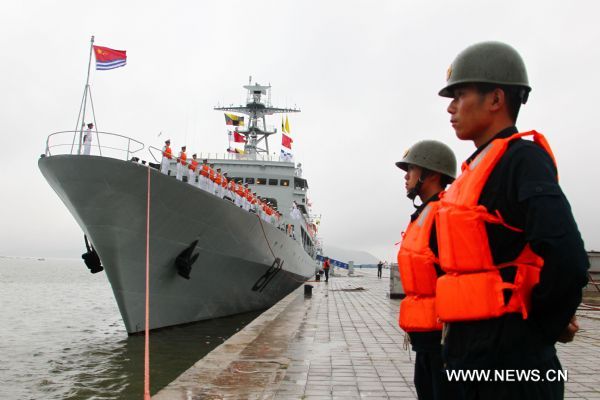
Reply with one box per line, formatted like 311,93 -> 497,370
93,46 -> 126,62
282,134 -> 293,149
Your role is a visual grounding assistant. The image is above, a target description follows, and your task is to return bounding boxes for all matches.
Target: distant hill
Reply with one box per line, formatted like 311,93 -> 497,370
322,245 -> 380,265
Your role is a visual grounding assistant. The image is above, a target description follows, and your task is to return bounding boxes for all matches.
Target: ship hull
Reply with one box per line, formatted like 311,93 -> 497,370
39,155 -> 314,333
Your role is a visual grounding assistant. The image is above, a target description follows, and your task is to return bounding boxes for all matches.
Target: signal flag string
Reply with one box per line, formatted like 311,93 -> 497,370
144,165 -> 151,399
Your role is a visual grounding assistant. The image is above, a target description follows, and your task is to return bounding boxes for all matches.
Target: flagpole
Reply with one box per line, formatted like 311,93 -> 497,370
77,35 -> 95,154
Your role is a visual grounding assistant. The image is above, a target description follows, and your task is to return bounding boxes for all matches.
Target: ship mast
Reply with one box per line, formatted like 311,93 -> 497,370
214,77 -> 300,159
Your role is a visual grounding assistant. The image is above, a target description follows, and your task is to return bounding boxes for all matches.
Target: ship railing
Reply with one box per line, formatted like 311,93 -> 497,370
147,147 -> 291,163
45,130 -> 145,161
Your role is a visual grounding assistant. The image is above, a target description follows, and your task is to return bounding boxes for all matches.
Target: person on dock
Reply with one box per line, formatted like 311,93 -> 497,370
377,260 -> 383,279
396,139 -> 458,400
322,257 -> 331,283
82,122 -> 94,155
161,139 -> 172,175
436,41 -> 589,399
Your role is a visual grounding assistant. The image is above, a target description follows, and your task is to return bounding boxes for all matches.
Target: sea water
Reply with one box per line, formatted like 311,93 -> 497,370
0,256 -> 261,399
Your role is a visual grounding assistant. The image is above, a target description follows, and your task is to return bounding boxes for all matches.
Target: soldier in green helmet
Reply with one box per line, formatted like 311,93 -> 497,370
395,140 -> 461,400
396,140 -> 457,205
435,41 -> 589,399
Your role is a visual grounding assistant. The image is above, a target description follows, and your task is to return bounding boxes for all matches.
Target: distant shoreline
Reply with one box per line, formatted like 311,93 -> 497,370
0,255 -> 80,262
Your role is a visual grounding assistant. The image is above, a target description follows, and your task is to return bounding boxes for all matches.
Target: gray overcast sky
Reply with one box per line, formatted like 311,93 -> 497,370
1,0 -> 599,262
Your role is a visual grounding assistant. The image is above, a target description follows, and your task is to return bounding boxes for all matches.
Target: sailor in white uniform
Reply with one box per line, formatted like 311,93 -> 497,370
295,163 -> 303,177
199,159 -> 208,190
83,123 -> 94,155
160,139 -> 172,175
290,201 -> 301,220
176,146 -> 187,181
188,153 -> 199,185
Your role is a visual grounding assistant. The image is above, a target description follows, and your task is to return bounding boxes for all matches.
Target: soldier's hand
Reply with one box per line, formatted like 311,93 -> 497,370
557,315 -> 579,343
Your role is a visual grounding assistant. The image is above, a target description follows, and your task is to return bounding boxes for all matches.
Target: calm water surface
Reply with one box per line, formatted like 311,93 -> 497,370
0,256 -> 262,399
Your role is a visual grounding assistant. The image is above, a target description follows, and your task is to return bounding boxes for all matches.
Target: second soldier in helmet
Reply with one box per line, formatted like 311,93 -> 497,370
396,140 -> 460,400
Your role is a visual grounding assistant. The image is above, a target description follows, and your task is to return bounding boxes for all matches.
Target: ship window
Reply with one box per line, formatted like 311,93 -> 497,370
256,178 -> 267,185
232,177 -> 243,183
245,177 -> 255,184
280,179 -> 289,187
268,179 -> 278,186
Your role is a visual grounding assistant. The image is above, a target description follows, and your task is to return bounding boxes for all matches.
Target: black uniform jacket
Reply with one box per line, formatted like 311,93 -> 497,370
444,126 -> 589,369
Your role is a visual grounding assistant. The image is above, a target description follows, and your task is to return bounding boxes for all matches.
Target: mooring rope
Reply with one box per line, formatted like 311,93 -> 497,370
144,165 -> 151,399
255,214 -> 277,259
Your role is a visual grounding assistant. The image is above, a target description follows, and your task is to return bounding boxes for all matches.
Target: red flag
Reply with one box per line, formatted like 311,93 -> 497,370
282,134 -> 293,149
233,131 -> 246,143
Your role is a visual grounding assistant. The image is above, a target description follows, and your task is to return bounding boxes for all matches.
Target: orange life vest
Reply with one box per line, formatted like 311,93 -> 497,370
163,146 -> 172,159
200,165 -> 209,177
179,151 -> 187,166
189,159 -> 199,171
235,184 -> 244,196
215,173 -> 222,185
221,177 -> 228,188
435,131 -> 557,322
209,168 -> 216,182
397,201 -> 443,333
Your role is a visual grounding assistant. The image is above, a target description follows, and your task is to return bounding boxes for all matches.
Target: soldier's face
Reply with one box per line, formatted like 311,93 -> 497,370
447,85 -> 492,142
404,164 -> 422,193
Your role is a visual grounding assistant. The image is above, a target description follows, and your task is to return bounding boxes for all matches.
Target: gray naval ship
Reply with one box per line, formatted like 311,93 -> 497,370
39,81 -> 320,334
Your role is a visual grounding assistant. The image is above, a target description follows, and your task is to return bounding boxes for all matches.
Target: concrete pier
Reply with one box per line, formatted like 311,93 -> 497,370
156,269 -> 600,399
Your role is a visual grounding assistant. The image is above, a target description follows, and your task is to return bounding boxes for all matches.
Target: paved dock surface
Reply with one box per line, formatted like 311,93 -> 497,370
155,269 -> 600,399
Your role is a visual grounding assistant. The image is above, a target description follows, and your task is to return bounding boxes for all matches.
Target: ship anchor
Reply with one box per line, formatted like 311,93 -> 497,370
175,240 -> 200,279
82,235 -> 103,274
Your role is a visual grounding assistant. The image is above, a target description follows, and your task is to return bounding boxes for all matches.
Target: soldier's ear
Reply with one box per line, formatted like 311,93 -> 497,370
490,88 -> 505,110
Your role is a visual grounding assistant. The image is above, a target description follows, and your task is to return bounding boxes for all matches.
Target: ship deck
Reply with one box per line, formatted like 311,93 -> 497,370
155,269 -> 600,399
